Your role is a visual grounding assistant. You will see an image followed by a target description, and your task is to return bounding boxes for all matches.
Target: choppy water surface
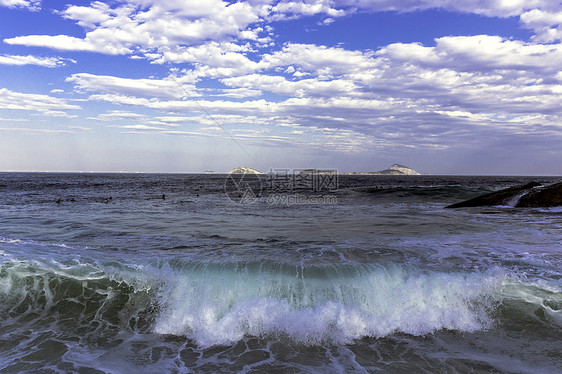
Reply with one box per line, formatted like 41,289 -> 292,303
0,173 -> 560,373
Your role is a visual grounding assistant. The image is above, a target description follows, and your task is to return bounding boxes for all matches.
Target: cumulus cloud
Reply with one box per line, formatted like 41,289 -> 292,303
520,9 -> 562,42
4,34 -> 131,55
221,73 -> 358,98
0,54 -> 74,67
7,0 -> 562,156
260,43 -> 377,77
0,0 -> 40,11
42,0 -> 267,56
270,0 -> 346,20
62,1 -> 112,29
66,73 -> 197,99
4,1 -> 273,61
5,0 -> 561,62
62,28 -> 562,154
153,42 -> 259,79
378,35 -> 562,73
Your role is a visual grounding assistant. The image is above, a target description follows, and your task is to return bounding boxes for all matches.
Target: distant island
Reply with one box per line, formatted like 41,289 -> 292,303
228,164 -> 421,176
299,164 -> 421,176
228,167 -> 264,174
343,164 -> 421,176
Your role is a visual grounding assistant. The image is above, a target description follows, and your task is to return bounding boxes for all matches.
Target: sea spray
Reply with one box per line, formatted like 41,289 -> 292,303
0,256 -> 503,347
153,262 -> 504,346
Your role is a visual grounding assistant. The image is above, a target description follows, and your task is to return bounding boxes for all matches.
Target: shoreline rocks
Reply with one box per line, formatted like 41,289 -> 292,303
445,181 -> 562,208
516,182 -> 562,207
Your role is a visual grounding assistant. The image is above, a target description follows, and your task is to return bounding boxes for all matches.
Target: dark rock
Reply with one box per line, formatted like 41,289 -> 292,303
516,182 -> 562,207
445,182 -> 542,208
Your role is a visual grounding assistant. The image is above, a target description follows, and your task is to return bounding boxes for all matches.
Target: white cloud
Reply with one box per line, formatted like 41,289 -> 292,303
221,73 -> 358,97
66,125 -> 91,131
62,1 -> 112,29
3,1 -> 274,63
32,0 -> 268,57
0,88 -> 80,113
0,118 -> 28,122
260,43 -> 377,77
89,110 -> 147,121
37,110 -> 78,118
4,0 -> 561,66
520,9 -> 562,42
4,34 -> 130,55
0,0 -> 40,11
116,124 -> 166,130
86,93 -> 274,116
0,127 -> 74,134
215,87 -> 263,98
334,0 -> 562,42
6,1 -> 560,157
0,54 -> 73,67
379,35 -> 562,73
71,27 -> 562,153
271,0 -> 346,20
88,110 -> 197,128
66,73 -> 196,99
333,0 -> 551,18
153,42 -> 259,78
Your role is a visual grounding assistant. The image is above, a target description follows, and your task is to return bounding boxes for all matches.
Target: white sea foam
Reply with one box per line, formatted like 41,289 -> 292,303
1,248 -> 558,350
0,236 -> 70,248
538,206 -> 562,213
153,265 -> 504,347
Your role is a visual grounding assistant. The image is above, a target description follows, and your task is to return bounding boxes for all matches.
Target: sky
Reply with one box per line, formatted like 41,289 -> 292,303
0,0 -> 561,175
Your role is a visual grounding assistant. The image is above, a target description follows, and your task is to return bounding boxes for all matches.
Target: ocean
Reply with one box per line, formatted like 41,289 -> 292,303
0,173 -> 560,373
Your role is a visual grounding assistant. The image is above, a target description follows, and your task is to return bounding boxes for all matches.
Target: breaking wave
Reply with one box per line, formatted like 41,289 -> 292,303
3,254 -> 558,348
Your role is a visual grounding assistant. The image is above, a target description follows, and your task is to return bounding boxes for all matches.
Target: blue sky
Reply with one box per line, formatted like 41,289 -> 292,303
1,0 -> 561,174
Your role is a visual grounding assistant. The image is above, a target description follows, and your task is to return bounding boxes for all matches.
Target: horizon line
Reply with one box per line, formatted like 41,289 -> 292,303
1,170 -> 561,177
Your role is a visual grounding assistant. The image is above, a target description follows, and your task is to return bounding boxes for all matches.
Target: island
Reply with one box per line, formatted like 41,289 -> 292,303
297,164 -> 421,176
342,164 -> 421,175
228,167 -> 264,174
229,164 -> 421,176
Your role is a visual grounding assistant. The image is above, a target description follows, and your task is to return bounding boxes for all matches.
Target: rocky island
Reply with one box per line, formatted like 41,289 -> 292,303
342,164 -> 421,176
228,167 -> 264,174
298,164 -> 421,176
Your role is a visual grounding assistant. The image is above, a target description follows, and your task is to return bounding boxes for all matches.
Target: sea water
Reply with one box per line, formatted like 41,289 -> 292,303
0,173 -> 560,373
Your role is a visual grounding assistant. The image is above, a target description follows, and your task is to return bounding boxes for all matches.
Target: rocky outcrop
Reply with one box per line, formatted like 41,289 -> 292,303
228,167 -> 264,174
445,181 -> 562,208
342,164 -> 421,175
516,182 -> 562,207
382,164 -> 421,175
